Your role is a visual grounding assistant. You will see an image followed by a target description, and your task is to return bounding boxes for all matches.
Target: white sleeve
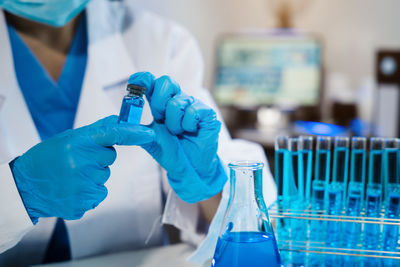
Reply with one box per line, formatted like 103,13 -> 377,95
161,24 -> 277,249
0,162 -> 34,253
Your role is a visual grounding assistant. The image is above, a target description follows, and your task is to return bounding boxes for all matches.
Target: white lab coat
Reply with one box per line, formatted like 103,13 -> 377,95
0,0 -> 276,265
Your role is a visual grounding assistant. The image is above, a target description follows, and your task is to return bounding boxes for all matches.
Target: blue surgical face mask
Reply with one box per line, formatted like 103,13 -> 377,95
0,0 -> 91,27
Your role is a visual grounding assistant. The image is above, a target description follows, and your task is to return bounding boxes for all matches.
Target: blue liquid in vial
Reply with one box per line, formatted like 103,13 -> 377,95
212,232 -> 281,267
118,96 -> 144,124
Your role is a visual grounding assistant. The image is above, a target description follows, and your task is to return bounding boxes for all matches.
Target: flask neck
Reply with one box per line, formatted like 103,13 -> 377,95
222,162 -> 271,234
229,166 -> 269,215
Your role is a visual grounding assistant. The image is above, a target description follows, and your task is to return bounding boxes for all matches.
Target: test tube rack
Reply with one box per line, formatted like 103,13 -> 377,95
268,200 -> 400,263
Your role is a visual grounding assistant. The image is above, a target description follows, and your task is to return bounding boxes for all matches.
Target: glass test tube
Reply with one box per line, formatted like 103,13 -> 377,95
343,137 -> 366,250
330,137 -> 350,212
288,138 -> 304,266
309,136 -> 331,266
364,138 -> 385,251
275,136 -> 289,201
289,138 -> 302,200
382,138 -> 400,253
300,136 -> 314,202
326,137 -> 349,251
274,136 -> 289,261
312,136 -> 332,210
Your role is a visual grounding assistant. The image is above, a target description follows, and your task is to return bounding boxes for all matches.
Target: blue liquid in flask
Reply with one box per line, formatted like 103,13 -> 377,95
212,232 -> 281,267
213,161 -> 281,267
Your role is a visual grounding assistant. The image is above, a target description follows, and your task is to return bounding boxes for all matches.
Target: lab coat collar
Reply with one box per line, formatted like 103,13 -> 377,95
73,0 -> 137,127
0,10 -> 40,159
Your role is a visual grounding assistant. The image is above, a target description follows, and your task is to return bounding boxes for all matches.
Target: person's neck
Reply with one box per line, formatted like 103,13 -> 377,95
5,12 -> 82,82
5,12 -> 81,55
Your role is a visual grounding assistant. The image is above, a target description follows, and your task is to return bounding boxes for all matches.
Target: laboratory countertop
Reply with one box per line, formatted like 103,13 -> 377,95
34,244 -> 208,267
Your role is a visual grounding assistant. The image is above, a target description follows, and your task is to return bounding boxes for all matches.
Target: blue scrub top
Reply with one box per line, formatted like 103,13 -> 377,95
7,14 -> 88,141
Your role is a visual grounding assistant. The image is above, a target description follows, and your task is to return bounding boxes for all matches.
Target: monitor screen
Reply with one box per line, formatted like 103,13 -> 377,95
214,33 -> 322,108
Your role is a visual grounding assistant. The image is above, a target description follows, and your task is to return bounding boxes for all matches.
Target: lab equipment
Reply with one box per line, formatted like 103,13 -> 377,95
129,72 -> 227,203
309,136 -> 331,264
211,161 -> 281,267
118,82 -> 146,125
364,138 -> 385,251
289,138 -> 303,200
382,138 -> 400,256
300,136 -> 313,201
274,136 -> 289,263
329,137 -> 350,214
275,136 -> 289,201
344,137 -> 366,250
214,31 -> 321,107
288,138 -> 306,266
10,115 -> 155,223
270,135 -> 400,266
0,0 -> 90,27
326,137 -> 349,265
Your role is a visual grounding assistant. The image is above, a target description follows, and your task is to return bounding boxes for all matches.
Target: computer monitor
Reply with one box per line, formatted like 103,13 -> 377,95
213,32 -> 322,108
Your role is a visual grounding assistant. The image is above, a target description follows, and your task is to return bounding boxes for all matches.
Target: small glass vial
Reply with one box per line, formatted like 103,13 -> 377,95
118,83 -> 146,124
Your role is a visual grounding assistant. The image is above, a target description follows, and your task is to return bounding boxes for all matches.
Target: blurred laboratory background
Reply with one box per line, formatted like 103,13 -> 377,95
131,0 -> 400,169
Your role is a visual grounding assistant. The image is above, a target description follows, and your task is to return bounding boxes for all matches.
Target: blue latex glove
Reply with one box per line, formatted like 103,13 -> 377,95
130,72 -> 227,203
11,116 -> 155,223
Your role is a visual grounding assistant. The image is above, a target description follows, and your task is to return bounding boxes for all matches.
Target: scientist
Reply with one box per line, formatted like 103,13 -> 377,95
0,0 -> 272,266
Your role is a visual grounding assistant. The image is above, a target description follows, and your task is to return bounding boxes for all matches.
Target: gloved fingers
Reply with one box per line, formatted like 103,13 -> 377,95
86,145 -> 116,167
88,116 -> 155,146
62,184 -> 107,220
165,94 -> 194,135
80,185 -> 108,210
149,76 -> 181,122
182,100 -> 219,133
89,185 -> 108,209
127,72 -> 156,100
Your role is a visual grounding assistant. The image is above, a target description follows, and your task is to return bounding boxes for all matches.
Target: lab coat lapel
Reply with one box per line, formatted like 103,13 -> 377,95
73,4 -> 137,128
0,10 -> 40,162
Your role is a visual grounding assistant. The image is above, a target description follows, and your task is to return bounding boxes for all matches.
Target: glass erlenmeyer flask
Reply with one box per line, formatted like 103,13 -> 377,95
211,161 -> 281,267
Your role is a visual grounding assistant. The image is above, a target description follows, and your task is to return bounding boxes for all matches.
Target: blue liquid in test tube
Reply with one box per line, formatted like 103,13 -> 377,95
382,138 -> 400,267
364,138 -> 385,251
363,138 -> 385,266
343,137 -> 366,265
300,136 -> 314,202
275,136 -> 289,202
274,136 -> 289,264
325,137 -> 349,266
288,138 -> 305,266
309,136 -> 331,265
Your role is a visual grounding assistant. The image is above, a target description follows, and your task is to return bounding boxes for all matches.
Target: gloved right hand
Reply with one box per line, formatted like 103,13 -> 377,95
10,116 -> 155,224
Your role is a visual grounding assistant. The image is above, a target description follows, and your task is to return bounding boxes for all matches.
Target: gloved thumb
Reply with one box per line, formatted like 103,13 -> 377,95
88,116 -> 155,147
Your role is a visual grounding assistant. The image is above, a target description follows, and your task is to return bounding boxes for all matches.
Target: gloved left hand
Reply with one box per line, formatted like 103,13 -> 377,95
130,72 -> 227,203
